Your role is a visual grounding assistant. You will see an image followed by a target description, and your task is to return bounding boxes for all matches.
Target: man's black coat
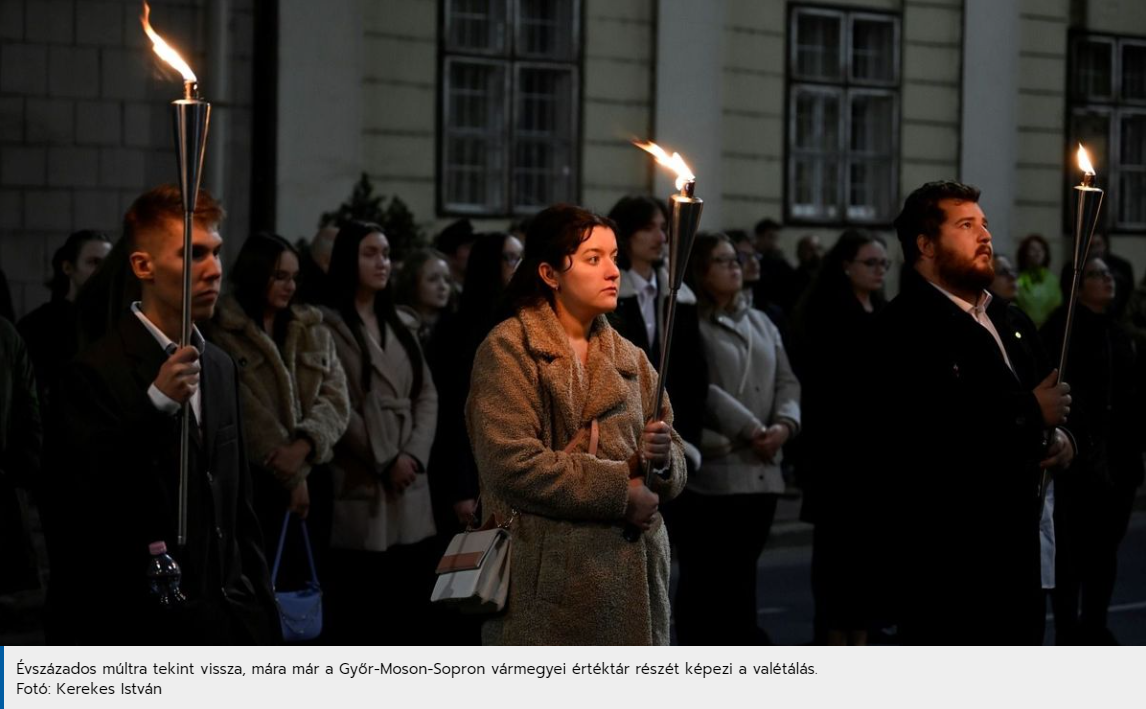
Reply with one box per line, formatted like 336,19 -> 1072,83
48,312 -> 279,644
873,268 -> 1056,645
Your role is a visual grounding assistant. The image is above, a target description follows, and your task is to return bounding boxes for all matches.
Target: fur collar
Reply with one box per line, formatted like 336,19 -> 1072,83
215,294 -> 322,330
516,302 -> 642,430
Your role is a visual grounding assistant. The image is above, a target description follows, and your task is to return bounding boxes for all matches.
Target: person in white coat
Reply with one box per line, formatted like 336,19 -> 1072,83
673,231 -> 801,646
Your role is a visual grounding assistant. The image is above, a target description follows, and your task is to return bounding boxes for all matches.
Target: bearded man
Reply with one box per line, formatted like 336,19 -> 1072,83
873,181 -> 1075,645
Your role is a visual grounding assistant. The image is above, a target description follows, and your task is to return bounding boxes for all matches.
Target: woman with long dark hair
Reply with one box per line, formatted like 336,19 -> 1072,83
466,205 -> 685,645
425,231 -> 522,535
204,233 -> 350,597
673,231 -> 801,646
320,220 -> 438,644
793,229 -> 888,645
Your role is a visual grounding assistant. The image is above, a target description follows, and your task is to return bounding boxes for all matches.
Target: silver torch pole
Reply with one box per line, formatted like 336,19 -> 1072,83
143,1 -> 211,547
172,81 -> 210,547
1039,146 -> 1103,512
624,144 -> 704,542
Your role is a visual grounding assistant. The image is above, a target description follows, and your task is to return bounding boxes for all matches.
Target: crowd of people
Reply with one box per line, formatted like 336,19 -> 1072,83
0,179 -> 1143,646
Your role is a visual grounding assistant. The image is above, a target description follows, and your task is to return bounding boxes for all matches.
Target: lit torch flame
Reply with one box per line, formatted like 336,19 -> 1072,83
633,140 -> 695,192
141,1 -> 197,84
1077,143 -> 1095,176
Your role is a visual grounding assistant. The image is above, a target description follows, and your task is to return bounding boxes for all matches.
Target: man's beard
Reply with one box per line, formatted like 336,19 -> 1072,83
935,242 -> 995,293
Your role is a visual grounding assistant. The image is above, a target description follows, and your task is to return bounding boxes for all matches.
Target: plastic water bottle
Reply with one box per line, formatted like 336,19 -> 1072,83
146,541 -> 187,608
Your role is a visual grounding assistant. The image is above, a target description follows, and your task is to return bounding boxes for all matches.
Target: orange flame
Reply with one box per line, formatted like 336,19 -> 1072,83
1077,143 -> 1095,175
633,140 -> 695,191
140,2 -> 196,83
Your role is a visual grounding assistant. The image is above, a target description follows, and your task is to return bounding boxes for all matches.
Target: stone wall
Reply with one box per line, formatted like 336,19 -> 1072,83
0,0 -> 254,319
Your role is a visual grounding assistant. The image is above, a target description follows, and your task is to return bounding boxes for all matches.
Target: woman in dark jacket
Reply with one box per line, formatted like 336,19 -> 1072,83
424,231 -> 522,535
792,229 -> 889,645
18,230 -> 112,412
1041,255 -> 1144,645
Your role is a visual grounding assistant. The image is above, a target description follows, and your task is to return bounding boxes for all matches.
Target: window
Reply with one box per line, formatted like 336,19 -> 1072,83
440,0 -> 579,216
1069,33 -> 1146,230
787,7 -> 900,223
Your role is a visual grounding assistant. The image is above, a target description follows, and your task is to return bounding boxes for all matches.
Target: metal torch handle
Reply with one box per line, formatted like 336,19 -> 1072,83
623,289 -> 680,543
1038,266 -> 1084,516
177,210 -> 193,547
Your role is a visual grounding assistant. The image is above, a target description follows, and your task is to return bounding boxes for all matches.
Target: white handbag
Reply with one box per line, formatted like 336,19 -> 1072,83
430,513 -> 514,614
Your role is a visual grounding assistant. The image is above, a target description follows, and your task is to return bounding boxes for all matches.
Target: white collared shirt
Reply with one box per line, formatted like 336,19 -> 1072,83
631,268 -> 658,347
132,302 -> 203,425
929,283 -> 1014,373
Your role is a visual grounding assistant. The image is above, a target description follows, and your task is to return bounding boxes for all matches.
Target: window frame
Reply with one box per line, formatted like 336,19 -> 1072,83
785,4 -> 902,227
1067,30 -> 1146,233
437,0 -> 583,218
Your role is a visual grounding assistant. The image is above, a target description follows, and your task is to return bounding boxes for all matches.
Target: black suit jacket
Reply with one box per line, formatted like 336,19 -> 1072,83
872,269 -> 1058,645
608,291 -> 706,449
47,312 -> 279,644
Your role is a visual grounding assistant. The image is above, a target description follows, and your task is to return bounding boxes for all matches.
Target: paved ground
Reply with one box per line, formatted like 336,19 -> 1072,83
742,496 -> 1146,646
5,492 -> 1145,646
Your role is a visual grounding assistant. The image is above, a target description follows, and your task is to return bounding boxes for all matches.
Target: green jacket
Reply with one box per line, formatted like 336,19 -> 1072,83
1016,267 -> 1062,328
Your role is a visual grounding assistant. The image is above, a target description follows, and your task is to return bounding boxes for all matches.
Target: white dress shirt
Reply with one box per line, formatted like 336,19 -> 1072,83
132,302 -> 203,426
631,268 -> 658,347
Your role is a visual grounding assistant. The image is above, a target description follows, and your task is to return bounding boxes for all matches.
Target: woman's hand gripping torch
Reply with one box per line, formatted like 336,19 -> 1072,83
624,142 -> 704,542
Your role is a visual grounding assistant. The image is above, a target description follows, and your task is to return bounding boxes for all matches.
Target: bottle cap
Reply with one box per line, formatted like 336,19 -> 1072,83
148,541 -> 167,555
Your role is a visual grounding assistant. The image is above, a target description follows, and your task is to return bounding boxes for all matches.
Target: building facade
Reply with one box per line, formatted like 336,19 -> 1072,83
2,0 -> 1145,317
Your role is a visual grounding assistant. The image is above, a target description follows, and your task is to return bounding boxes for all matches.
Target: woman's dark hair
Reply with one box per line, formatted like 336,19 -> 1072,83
1060,252 -> 1105,298
503,205 -> 617,313
327,220 -> 424,396
229,232 -> 298,345
393,248 -> 449,311
725,229 -> 752,247
75,235 -> 140,348
685,230 -> 736,311
799,229 -> 888,316
458,232 -> 513,343
606,195 -> 668,270
1017,233 -> 1052,271
49,230 -> 112,301
893,180 -> 980,265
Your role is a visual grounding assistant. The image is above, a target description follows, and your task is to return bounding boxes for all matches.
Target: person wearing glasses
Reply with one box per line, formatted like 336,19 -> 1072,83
876,181 -> 1075,645
673,231 -> 801,645
205,232 -> 351,596
791,229 -> 888,645
1041,255 -> 1143,645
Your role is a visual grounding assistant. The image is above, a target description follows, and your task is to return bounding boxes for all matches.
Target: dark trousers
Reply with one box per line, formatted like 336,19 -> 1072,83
672,490 -> 778,645
323,537 -> 440,645
1052,481 -> 1137,644
811,518 -> 873,637
253,464 -> 333,592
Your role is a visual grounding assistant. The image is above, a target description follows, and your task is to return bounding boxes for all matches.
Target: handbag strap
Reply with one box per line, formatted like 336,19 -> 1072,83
271,510 -> 320,590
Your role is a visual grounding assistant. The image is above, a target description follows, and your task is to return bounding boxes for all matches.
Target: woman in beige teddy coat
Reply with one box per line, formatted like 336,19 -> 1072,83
467,205 -> 686,645
205,233 -> 350,589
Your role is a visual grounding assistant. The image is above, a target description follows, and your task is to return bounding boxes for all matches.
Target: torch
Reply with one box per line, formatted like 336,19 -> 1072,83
142,2 -> 211,547
623,141 -> 704,542
1039,144 -> 1103,510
